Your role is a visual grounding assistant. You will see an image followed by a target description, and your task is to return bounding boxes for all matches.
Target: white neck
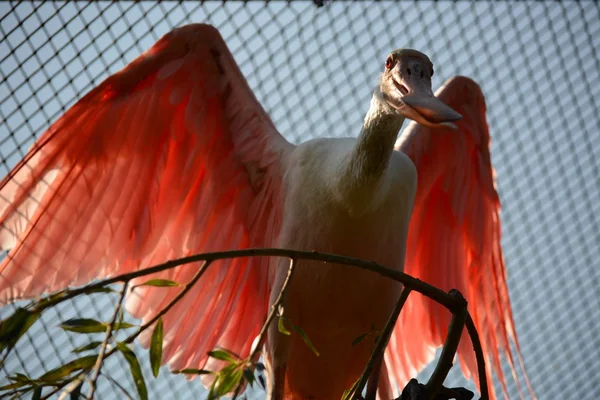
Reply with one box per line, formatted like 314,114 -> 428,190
335,90 -> 405,216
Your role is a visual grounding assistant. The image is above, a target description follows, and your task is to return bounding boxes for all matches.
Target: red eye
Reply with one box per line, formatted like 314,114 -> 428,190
385,56 -> 393,70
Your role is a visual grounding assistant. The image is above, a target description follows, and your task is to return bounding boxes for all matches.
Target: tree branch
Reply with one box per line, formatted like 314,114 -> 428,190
9,249 -> 489,399
87,282 -> 128,399
425,290 -> 468,398
354,287 -> 412,399
57,371 -> 87,400
28,248 -> 465,315
465,314 -> 489,400
250,257 -> 297,363
108,260 -> 212,353
233,257 -> 297,397
41,261 -> 213,400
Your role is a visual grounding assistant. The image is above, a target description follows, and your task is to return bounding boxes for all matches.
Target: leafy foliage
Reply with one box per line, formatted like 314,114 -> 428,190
60,318 -> 136,334
150,318 -> 164,378
117,343 -> 148,400
72,341 -> 104,353
278,315 -> 319,357
0,308 -> 41,356
132,279 -> 181,290
37,356 -> 98,382
351,324 -> 380,348
0,250 -> 487,399
0,355 -> 96,398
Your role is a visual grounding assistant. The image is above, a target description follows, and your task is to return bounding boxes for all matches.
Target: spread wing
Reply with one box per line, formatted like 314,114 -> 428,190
0,24 -> 294,373
386,76 -> 533,399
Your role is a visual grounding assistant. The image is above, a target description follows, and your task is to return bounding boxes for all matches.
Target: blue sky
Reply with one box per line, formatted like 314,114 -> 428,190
1,1 -> 599,398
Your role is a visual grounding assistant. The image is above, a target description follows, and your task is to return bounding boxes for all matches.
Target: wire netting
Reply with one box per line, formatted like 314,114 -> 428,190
1,1 -> 599,399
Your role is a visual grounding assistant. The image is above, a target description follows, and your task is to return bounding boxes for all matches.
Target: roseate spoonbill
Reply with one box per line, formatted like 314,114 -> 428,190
0,24 -> 529,399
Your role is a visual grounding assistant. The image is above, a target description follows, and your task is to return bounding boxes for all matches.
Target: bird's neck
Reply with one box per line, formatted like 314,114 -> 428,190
335,91 -> 404,216
345,92 -> 404,183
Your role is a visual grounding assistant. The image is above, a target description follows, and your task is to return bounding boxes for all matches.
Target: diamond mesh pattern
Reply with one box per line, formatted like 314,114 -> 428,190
1,1 -> 599,398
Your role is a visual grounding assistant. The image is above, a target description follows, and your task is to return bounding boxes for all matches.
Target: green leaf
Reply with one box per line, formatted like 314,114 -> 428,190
60,318 -> 135,333
85,287 -> 117,295
222,368 -> 243,393
150,318 -> 163,378
277,316 -> 291,336
242,367 -> 255,387
291,323 -> 319,357
60,318 -> 105,333
208,349 -> 238,363
117,343 -> 148,400
341,377 -> 360,400
32,387 -> 42,400
341,388 -> 352,400
172,368 -> 212,375
38,355 -> 97,382
351,332 -> 369,347
11,373 -> 31,382
72,341 -> 103,353
209,366 -> 243,399
0,308 -> 40,352
0,373 -> 35,390
133,279 -> 180,290
112,322 -> 136,330
0,381 -> 25,390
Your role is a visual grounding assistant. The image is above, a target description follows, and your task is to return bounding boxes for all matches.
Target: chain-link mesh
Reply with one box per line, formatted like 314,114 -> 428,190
1,1 -> 599,399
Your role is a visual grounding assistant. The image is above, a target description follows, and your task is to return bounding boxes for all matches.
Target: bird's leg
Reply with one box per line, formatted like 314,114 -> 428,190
365,352 -> 384,400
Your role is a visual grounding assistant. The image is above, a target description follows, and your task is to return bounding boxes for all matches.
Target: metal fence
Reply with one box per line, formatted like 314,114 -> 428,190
1,1 -> 599,399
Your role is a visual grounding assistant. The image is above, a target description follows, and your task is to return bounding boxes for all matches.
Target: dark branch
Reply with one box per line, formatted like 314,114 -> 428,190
28,248 -> 466,315
7,249 -> 489,399
425,289 -> 468,397
234,257 -> 298,397
465,314 -> 489,400
354,287 -> 412,399
87,282 -> 128,398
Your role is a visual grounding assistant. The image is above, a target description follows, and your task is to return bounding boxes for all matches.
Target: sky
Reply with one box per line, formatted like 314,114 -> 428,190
1,1 -> 599,399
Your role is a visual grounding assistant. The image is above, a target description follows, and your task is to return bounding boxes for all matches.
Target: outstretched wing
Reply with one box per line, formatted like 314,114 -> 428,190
0,24 -> 294,373
386,76 -> 533,399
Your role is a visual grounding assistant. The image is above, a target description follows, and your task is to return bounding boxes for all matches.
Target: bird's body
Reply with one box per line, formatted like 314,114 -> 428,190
0,24 -> 533,400
271,136 -> 417,398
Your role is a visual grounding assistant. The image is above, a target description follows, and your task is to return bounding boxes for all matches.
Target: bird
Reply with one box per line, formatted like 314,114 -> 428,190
0,24 -> 530,399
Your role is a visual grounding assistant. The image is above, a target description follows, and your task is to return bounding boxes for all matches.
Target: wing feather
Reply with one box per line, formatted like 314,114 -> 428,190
0,24 -> 293,375
388,76 -> 534,399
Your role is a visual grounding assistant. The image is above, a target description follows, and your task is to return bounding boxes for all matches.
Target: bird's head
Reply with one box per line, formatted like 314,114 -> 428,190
377,49 -> 462,128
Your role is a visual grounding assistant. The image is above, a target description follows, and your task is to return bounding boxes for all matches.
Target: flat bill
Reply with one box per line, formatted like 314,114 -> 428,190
403,94 -> 462,124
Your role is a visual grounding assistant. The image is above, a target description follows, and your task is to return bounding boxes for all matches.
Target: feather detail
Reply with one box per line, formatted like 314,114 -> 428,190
0,24 -> 293,379
389,76 -> 535,399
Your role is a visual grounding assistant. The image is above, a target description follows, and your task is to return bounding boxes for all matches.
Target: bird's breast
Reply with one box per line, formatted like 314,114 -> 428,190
269,144 -> 417,397
277,144 -> 416,329
278,141 -> 417,276
276,171 -> 412,329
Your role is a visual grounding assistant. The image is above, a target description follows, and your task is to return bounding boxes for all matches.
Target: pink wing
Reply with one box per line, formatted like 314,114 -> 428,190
0,24 -> 293,373
387,76 -> 533,399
